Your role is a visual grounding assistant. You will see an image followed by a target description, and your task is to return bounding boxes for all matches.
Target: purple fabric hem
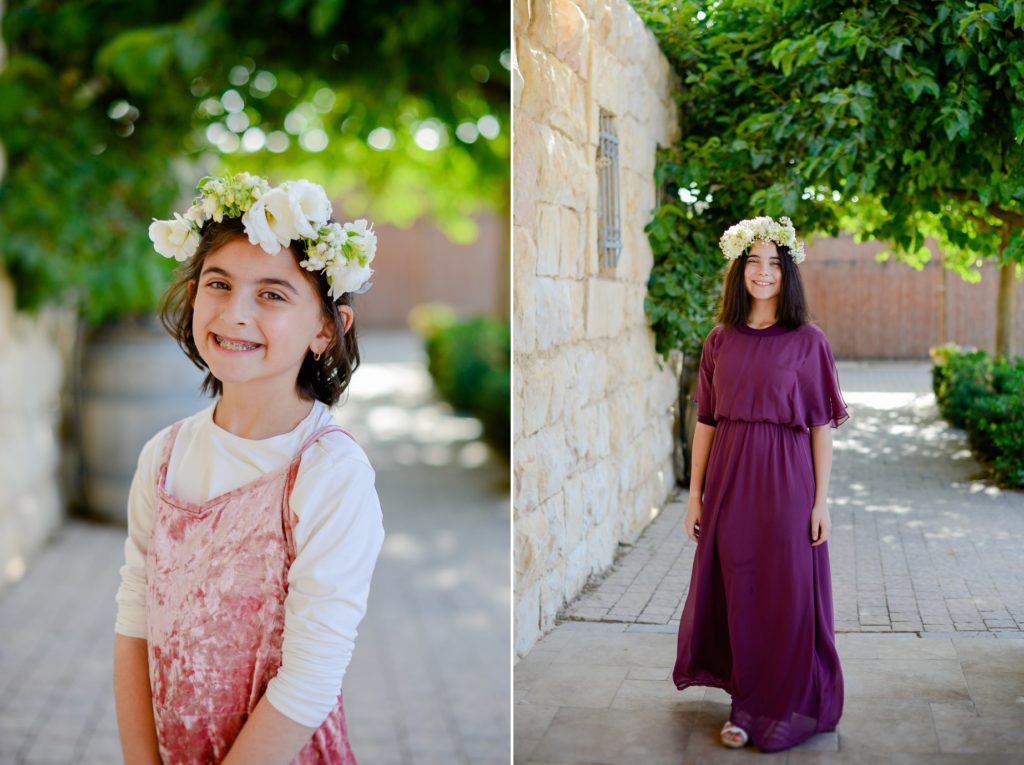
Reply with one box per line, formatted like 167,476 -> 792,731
696,415 -> 717,427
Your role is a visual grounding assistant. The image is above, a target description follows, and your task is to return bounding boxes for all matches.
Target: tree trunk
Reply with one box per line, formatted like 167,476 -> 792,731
996,260 -> 1015,358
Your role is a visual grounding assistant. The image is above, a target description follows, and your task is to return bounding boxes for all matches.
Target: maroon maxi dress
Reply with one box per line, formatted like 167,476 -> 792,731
673,321 -> 849,753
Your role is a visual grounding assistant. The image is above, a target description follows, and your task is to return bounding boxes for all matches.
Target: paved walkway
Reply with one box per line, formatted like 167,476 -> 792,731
516,361 -> 1024,763
0,330 -> 510,765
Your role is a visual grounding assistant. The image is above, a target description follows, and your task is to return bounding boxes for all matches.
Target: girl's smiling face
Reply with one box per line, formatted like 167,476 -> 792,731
744,240 -> 783,302
191,237 -> 335,399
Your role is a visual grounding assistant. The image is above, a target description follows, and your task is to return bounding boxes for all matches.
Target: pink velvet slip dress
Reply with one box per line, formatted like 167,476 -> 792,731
145,419 -> 360,765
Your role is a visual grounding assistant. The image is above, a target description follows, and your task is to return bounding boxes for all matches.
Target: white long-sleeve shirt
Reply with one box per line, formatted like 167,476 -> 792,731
114,399 -> 385,728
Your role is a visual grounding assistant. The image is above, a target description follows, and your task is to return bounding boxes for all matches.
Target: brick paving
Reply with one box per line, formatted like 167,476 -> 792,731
517,360 -> 1024,763
564,361 -> 1024,634
0,330 -> 510,765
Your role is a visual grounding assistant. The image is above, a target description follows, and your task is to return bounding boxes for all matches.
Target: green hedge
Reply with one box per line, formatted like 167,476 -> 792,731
410,303 -> 510,461
931,344 -> 1024,488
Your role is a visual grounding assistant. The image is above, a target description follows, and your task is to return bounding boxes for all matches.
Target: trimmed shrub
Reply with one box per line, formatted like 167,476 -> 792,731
931,344 -> 1024,488
410,303 -> 510,460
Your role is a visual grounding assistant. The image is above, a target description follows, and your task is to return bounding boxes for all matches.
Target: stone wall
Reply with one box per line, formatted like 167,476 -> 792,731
0,268 -> 73,590
513,0 -> 681,656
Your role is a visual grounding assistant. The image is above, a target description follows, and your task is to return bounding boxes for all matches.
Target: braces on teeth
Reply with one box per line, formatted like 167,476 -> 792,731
217,337 -> 259,350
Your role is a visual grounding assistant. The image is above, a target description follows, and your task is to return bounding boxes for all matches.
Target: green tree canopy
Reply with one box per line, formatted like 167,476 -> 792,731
0,1 -> 509,322
634,0 -> 1024,359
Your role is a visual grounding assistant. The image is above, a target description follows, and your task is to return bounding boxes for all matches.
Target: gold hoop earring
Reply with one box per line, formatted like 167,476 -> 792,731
313,350 -> 322,362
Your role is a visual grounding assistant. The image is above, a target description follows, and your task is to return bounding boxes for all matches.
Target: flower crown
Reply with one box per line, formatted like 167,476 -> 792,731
719,216 -> 806,264
148,172 -> 376,298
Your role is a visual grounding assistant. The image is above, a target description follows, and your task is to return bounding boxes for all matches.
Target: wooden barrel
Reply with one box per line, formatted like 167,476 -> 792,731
78,316 -> 210,525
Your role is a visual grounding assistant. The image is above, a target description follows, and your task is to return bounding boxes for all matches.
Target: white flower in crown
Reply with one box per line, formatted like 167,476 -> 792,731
298,219 -> 377,299
148,172 -> 375,295
281,180 -> 332,238
149,213 -> 200,262
242,187 -> 301,255
719,215 -> 806,264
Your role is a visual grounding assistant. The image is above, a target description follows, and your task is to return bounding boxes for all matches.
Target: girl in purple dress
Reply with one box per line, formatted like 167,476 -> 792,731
673,216 -> 848,753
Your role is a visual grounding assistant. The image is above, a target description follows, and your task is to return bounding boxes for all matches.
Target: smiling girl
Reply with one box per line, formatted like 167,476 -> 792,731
113,173 -> 383,765
673,216 -> 848,753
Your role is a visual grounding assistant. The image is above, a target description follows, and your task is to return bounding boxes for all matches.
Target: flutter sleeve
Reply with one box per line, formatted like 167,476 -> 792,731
695,326 -> 721,427
802,329 -> 850,429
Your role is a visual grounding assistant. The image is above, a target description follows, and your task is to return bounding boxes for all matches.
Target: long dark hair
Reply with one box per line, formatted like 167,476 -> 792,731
159,217 -> 360,406
717,244 -> 808,328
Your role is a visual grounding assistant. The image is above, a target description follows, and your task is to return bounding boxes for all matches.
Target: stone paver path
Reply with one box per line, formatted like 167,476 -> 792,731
0,330 -> 510,765
518,360 -> 1024,763
565,361 -> 1024,634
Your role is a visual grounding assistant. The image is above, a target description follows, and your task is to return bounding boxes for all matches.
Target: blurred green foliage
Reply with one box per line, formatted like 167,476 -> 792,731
632,0 -> 1024,360
931,343 -> 1024,487
412,303 -> 510,460
0,0 -> 509,323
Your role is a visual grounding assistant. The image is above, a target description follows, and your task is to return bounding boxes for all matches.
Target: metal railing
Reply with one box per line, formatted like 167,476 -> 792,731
597,109 -> 622,270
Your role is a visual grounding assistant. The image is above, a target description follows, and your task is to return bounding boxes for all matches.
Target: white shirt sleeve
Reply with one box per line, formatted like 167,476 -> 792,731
114,430 -> 165,639
265,454 -> 385,728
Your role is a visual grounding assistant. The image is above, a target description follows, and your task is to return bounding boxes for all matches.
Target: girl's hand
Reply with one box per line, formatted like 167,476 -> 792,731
684,496 -> 703,543
810,502 -> 832,547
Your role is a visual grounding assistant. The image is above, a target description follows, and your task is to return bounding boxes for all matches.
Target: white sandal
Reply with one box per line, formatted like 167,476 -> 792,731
720,721 -> 749,748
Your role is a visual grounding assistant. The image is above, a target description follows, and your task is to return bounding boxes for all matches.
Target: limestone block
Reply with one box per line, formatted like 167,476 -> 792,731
514,579 -> 542,658
589,401 -> 611,462
515,498 -> 557,584
616,437 -> 638,494
515,0 -> 534,37
534,123 -> 589,211
0,412 -> 59,499
585,278 -> 627,338
522,356 -> 553,436
513,431 -> 540,515
560,207 -> 584,279
512,49 -> 525,113
616,114 -> 641,182
607,388 -> 640,445
581,459 -> 612,528
633,231 -> 655,283
532,424 -> 571,503
534,277 -> 576,351
540,563 -> 566,629
625,65 -> 650,125
584,516 -> 618,575
567,345 -> 595,410
518,44 -> 585,139
527,0 -> 556,52
590,42 -> 627,119
535,203 -> 562,277
514,118 -> 540,225
561,471 -> 587,550
577,346 -> 606,407
563,542 -> 591,602
513,269 -> 537,357
0,337 -> 61,412
569,281 -> 586,343
590,0 -> 625,53
624,282 -> 651,326
642,31 -> 673,93
547,353 -> 571,426
562,401 -> 586,464
514,359 -> 526,441
551,0 -> 590,79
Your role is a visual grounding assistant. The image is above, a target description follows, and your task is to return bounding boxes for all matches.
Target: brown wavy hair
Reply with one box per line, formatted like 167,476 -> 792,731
159,217 -> 360,406
717,244 -> 808,328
